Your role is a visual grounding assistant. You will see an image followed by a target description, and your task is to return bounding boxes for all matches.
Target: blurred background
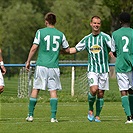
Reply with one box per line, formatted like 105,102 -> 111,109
1,0 -> 133,65
0,0 -> 133,100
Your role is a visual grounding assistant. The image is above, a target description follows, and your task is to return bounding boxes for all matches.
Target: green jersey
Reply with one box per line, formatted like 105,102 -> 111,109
111,27 -> 133,72
33,27 -> 69,68
76,32 -> 111,73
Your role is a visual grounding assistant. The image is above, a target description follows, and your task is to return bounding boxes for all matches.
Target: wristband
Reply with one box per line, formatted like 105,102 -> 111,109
0,61 -> 4,66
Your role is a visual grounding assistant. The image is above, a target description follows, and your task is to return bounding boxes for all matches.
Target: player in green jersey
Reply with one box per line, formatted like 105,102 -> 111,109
25,12 -> 70,122
70,16 -> 111,122
0,48 -> 6,94
110,12 -> 133,124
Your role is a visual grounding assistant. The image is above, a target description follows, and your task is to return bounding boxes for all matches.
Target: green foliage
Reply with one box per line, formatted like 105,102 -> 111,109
0,0 -> 133,72
51,0 -> 97,60
103,0 -> 133,14
1,2 -> 44,63
102,0 -> 133,31
51,0 -> 89,46
0,0 -> 50,64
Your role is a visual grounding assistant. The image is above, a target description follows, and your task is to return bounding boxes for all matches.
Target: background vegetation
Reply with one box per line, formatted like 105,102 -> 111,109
0,0 -> 133,64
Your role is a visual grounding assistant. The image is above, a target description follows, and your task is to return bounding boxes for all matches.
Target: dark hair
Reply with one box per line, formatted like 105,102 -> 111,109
91,16 -> 101,22
44,12 -> 56,25
119,12 -> 130,23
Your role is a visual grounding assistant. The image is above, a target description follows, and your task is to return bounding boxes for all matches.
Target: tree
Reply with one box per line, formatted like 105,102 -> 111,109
102,0 -> 133,31
51,0 -> 96,60
0,0 -> 50,64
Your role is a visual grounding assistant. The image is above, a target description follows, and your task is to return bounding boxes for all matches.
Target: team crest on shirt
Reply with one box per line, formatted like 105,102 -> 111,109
90,45 -> 101,54
89,78 -> 94,85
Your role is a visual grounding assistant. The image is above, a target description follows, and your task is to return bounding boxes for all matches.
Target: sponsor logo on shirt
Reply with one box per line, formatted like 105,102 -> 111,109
90,44 -> 101,53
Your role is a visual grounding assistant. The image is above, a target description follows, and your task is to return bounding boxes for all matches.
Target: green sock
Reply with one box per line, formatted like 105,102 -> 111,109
129,94 -> 133,115
96,98 -> 104,116
88,92 -> 96,111
28,97 -> 37,116
50,98 -> 58,119
121,96 -> 131,116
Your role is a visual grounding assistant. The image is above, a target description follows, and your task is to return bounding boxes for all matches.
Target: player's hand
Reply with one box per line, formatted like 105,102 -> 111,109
109,51 -> 115,58
1,65 -> 6,75
25,61 -> 30,71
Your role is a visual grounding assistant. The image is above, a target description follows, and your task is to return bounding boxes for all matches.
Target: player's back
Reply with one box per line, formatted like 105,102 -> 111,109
112,27 -> 133,72
36,27 -> 64,68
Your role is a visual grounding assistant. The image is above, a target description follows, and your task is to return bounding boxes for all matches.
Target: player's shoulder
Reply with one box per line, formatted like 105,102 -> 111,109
113,27 -> 133,36
83,33 -> 92,39
100,32 -> 111,39
54,28 -> 64,34
113,28 -> 122,33
38,27 -> 49,32
101,32 -> 110,37
129,27 -> 133,32
39,27 -> 64,35
35,28 -> 44,33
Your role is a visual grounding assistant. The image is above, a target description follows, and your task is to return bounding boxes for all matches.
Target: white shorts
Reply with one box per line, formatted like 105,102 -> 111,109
33,66 -> 62,91
0,69 -> 4,86
116,71 -> 133,91
87,72 -> 109,90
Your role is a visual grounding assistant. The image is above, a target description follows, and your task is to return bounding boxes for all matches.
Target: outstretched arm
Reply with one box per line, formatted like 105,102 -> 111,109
60,47 -> 77,54
60,47 -> 70,54
70,47 -> 77,54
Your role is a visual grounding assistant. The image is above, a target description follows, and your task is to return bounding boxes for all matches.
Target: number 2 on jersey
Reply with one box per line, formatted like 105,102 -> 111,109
122,36 -> 129,52
44,35 -> 60,51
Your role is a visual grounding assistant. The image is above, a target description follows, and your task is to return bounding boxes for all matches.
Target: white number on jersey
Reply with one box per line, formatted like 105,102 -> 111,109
44,35 -> 60,51
122,36 -> 129,52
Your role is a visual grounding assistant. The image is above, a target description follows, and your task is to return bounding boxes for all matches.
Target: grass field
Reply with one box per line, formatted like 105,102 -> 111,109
0,102 -> 133,133
1,76 -> 121,102
0,76 -> 133,133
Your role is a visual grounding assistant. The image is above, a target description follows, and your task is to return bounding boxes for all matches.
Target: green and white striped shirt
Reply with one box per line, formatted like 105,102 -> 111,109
76,32 -> 111,73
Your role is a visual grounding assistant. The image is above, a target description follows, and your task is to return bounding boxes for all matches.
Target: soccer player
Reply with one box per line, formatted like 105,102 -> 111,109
70,16 -> 111,122
0,48 -> 6,94
25,12 -> 70,122
110,12 -> 133,124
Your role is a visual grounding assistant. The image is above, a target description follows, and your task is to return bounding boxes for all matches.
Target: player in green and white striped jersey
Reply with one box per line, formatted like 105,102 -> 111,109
110,12 -> 133,124
25,12 -> 70,122
70,16 -> 111,122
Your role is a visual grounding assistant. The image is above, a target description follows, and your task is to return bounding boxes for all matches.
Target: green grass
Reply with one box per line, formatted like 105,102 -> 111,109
0,76 -> 132,133
0,102 -> 133,133
1,76 -> 121,102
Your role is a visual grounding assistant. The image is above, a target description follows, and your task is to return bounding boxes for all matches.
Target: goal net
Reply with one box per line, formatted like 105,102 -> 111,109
18,61 -> 89,98
18,67 -> 34,98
